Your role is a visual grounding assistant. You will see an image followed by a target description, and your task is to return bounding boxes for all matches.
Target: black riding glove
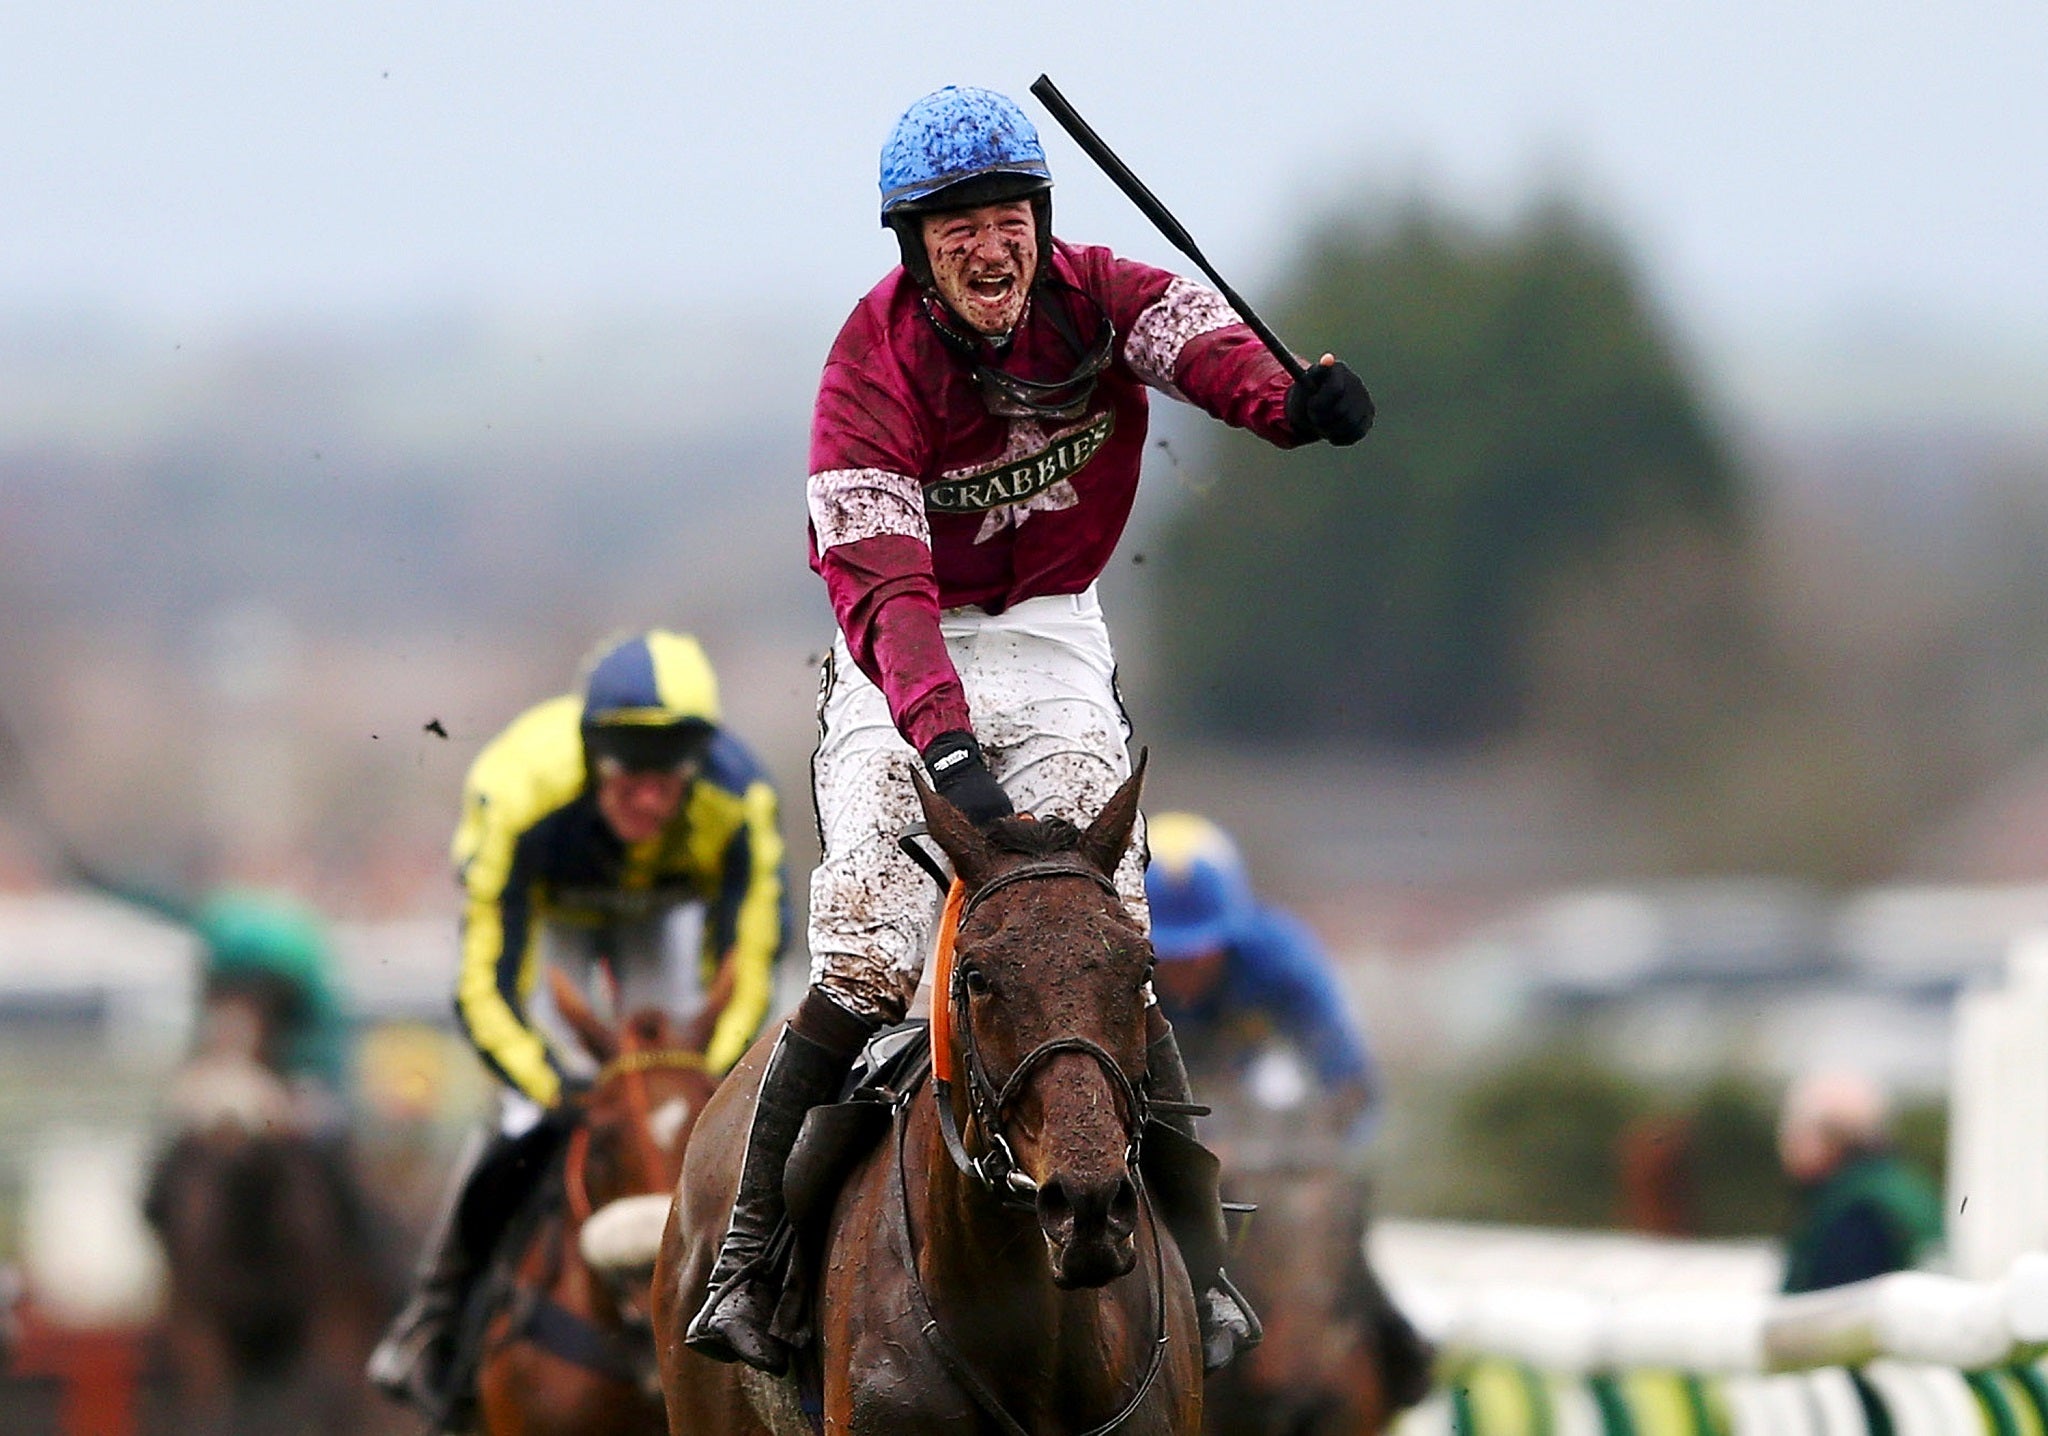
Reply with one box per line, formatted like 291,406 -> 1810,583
919,730 -> 1014,828
1285,358 -> 1374,446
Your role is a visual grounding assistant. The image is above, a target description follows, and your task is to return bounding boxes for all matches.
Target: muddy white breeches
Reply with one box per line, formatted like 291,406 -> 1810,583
807,585 -> 1149,1022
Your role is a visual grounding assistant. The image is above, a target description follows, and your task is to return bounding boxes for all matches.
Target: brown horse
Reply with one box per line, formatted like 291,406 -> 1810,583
1201,1160 -> 1409,1436
1193,1088 -> 1433,1436
472,967 -> 726,1436
656,763 -> 1203,1435
145,991 -> 393,1435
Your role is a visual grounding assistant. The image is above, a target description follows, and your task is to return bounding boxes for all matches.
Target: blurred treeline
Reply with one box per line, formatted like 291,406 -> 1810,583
1158,192 -> 2048,885
1397,1036 -> 1947,1237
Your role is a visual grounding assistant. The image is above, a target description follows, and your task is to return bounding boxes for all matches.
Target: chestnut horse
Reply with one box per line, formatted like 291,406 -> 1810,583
657,763 -> 1203,1435
472,968 -> 725,1436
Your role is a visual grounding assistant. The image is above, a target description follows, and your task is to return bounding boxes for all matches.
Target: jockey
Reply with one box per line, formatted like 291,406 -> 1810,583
60,863 -> 353,1123
189,888 -> 353,1112
1144,812 -> 1378,1142
685,84 -> 1373,1378
369,629 -> 790,1424
1146,812 -> 1437,1410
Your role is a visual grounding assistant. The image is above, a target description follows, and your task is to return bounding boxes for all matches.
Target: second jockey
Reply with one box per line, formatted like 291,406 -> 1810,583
686,83 -> 1374,1378
370,629 -> 790,1426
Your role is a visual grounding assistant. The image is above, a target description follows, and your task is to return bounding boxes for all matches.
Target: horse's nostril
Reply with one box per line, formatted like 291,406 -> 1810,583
1109,1174 -> 1138,1234
1037,1178 -> 1075,1231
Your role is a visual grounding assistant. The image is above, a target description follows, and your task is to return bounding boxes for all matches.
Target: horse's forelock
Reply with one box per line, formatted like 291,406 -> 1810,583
983,814 -> 1086,858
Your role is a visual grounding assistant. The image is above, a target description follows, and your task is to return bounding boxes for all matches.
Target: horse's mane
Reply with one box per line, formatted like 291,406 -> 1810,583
982,814 -> 1087,858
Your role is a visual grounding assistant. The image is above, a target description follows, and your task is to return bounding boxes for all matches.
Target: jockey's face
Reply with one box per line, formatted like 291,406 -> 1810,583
922,199 -> 1038,337
1152,948 -> 1227,1008
595,760 -> 691,845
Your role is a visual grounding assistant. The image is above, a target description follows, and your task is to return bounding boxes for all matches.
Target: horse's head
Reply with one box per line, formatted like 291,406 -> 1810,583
548,968 -> 723,1218
915,757 -> 1154,1289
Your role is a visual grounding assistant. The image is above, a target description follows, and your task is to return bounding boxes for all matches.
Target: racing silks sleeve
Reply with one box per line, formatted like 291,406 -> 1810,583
807,284 -> 977,752
696,763 -> 789,1074
448,701 -> 586,1107
1239,909 -> 1377,1094
1072,245 -> 1300,446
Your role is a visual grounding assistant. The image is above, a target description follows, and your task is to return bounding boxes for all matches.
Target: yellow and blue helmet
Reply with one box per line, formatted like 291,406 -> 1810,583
1144,813 -> 1255,961
579,630 -> 720,773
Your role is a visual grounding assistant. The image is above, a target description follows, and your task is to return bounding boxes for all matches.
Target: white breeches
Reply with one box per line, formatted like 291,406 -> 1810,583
806,585 -> 1149,1022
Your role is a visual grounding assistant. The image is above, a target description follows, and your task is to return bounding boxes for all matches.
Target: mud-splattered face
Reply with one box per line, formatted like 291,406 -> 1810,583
921,199 -> 1038,337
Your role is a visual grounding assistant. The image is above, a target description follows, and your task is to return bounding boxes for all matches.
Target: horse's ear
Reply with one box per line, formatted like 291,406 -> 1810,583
680,949 -> 739,1053
547,965 -> 618,1065
912,765 -> 995,889
1079,750 -> 1147,880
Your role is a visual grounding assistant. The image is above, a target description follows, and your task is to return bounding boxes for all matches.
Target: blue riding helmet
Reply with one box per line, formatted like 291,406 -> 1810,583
879,86 -> 1055,290
1144,813 -> 1256,961
580,629 -> 721,773
879,86 -> 1052,222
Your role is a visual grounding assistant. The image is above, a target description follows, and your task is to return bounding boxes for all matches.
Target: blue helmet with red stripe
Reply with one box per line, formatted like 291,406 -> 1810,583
1144,813 -> 1255,960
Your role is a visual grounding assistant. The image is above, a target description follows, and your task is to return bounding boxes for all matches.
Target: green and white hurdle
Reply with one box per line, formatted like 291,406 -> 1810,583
1383,931 -> 2048,1436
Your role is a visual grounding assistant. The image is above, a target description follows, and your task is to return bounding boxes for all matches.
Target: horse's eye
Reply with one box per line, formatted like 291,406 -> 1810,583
962,966 -> 992,997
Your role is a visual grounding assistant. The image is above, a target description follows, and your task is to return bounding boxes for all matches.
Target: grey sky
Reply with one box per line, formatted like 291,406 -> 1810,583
4,1 -> 2045,421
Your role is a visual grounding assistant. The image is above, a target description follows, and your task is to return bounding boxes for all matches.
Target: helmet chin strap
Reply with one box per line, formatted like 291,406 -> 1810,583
918,273 -> 1115,422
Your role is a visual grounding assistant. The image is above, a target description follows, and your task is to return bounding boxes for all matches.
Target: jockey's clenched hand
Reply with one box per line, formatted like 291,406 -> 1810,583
1286,355 -> 1374,446
921,730 -> 1014,829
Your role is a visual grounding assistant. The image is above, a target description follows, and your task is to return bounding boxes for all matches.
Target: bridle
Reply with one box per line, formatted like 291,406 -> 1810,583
932,857 -> 1151,1208
890,847 -> 1175,1436
564,1035 -> 707,1225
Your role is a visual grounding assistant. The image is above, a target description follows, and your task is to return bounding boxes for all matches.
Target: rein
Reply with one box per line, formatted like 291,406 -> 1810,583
888,833 -> 1173,1432
890,1093 -> 1171,1436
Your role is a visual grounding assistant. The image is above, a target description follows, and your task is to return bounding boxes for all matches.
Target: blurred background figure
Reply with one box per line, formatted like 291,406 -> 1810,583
1144,812 -> 1432,1431
62,867 -> 396,1434
1146,812 -> 1378,1142
369,628 -> 789,1432
1777,1067 -> 1944,1293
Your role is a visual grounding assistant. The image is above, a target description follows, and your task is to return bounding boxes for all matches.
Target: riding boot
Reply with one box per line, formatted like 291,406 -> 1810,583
367,1127 -> 490,1421
685,989 -> 877,1374
1145,1014 -> 1263,1374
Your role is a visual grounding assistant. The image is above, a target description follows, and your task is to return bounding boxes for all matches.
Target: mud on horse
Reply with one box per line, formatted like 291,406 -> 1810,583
658,759 -> 1208,1435
469,968 -> 723,1436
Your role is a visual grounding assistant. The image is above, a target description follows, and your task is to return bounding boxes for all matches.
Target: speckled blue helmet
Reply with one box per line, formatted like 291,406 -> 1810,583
879,86 -> 1054,286
879,86 -> 1052,222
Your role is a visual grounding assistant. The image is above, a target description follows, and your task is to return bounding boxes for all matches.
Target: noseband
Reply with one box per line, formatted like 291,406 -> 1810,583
933,858 -> 1149,1208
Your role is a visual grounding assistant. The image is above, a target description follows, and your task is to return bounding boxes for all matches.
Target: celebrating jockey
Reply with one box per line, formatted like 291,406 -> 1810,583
1144,812 -> 1378,1142
370,629 -> 789,1423
685,84 -> 1373,1377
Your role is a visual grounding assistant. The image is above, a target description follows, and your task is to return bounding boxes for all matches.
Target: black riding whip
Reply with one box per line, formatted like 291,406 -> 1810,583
1030,74 -> 1307,382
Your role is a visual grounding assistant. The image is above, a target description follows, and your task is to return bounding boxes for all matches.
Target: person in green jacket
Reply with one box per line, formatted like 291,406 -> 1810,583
1777,1067 -> 1944,1294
